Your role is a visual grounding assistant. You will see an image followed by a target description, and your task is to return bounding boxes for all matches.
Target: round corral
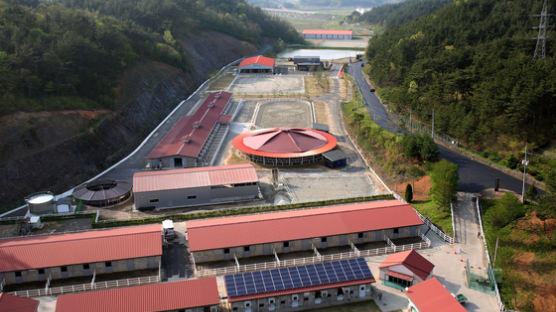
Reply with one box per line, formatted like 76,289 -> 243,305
255,100 -> 313,128
232,128 -> 337,166
72,179 -> 132,207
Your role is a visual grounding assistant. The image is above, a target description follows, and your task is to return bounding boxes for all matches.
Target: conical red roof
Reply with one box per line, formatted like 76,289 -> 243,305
233,128 -> 337,158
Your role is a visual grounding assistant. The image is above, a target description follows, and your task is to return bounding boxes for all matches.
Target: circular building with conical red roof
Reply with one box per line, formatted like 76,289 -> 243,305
232,128 -> 337,166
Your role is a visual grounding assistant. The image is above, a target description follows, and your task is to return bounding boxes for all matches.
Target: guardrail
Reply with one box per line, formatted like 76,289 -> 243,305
10,275 -> 159,298
414,209 -> 455,244
195,237 -> 431,278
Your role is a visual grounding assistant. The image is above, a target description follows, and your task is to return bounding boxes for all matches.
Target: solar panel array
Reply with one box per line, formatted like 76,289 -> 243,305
225,258 -> 373,298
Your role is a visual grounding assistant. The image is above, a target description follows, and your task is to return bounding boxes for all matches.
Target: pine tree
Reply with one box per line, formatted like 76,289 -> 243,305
405,184 -> 413,203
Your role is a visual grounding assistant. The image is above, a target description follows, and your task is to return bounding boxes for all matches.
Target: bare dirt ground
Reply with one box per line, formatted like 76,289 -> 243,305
255,100 -> 313,128
206,71 -> 236,91
230,76 -> 305,95
0,217 -> 92,237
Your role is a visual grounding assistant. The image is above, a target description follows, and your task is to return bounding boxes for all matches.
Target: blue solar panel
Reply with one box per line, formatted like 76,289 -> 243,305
224,258 -> 373,298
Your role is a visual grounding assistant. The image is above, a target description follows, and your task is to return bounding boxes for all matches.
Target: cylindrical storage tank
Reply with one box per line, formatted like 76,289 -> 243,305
25,192 -> 55,215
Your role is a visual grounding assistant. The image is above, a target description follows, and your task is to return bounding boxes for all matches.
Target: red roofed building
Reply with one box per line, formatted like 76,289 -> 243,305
186,200 -> 424,263
0,225 -> 162,286
379,250 -> 434,289
302,29 -> 353,40
147,91 -> 233,169
406,277 -> 466,312
238,55 -> 275,74
55,278 -> 220,312
232,128 -> 338,166
133,164 -> 260,210
0,293 -> 39,312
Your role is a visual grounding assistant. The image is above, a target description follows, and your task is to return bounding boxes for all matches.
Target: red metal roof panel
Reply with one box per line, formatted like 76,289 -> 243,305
0,225 -> 162,272
302,29 -> 353,35
232,128 -> 337,158
386,270 -> 414,281
147,91 -> 232,159
379,250 -> 434,281
406,277 -> 466,312
186,200 -> 423,252
133,164 -> 258,193
0,293 -> 39,312
55,278 -> 220,312
228,278 -> 375,302
239,55 -> 275,68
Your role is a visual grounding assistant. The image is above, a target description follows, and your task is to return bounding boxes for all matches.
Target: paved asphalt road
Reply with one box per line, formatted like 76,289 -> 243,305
347,60 -> 528,194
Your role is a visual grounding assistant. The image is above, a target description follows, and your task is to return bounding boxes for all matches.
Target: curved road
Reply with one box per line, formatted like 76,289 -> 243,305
348,60 -> 528,194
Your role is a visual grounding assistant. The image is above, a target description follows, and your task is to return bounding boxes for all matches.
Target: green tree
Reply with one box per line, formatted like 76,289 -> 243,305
485,192 -> 524,227
430,159 -> 459,210
405,183 -> 413,203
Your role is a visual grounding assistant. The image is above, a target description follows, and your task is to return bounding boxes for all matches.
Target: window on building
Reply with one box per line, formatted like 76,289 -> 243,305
259,303 -> 265,307
105,261 -> 112,268
321,237 -> 327,243
280,300 -> 286,305
187,195 -> 197,199
283,241 -> 289,248
243,246 -> 250,252
61,266 -> 68,272
393,228 -> 399,234
304,297 -> 309,301
224,248 -> 230,254
358,232 -> 364,239
38,268 -> 45,275
232,308 -> 238,312
15,271 -> 22,277
315,291 -> 322,298
83,264 -> 90,270
149,199 -> 159,203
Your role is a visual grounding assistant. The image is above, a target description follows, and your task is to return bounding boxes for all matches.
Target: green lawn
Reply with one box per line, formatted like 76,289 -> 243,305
412,199 -> 453,236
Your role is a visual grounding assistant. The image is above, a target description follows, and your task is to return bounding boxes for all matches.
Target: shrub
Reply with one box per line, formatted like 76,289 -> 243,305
405,184 -> 413,203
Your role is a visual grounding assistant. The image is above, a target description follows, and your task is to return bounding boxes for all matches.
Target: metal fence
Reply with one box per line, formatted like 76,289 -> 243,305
195,235 -> 431,278
414,209 -> 455,244
10,275 -> 160,298
389,110 -> 459,147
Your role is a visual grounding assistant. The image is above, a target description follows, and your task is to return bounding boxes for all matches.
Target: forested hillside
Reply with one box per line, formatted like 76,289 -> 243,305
366,0 -> 555,155
0,0 -> 301,116
347,0 -> 452,27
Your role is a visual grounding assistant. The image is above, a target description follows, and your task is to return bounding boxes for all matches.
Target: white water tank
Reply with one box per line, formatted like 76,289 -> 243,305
25,192 -> 55,215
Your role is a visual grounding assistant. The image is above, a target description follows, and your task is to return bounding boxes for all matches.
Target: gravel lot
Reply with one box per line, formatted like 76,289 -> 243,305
230,76 -> 305,95
255,100 -> 313,128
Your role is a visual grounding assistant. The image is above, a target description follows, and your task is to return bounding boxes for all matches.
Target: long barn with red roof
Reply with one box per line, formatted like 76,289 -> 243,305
147,91 -> 233,169
185,200 -> 424,263
0,224 -> 162,286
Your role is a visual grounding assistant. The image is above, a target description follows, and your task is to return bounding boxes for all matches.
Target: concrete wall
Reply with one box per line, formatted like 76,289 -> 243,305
134,183 -> 259,210
149,156 -> 197,169
1,256 -> 160,285
192,226 -> 419,263
302,34 -> 352,40
239,64 -> 274,74
229,283 -> 374,312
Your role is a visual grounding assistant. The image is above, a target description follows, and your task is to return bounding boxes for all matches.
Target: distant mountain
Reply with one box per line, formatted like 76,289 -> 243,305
348,0 -> 452,28
0,0 -> 301,116
246,0 -> 403,9
365,0 -> 555,151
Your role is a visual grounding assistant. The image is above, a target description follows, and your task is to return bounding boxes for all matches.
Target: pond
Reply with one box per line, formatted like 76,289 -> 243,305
278,49 -> 363,60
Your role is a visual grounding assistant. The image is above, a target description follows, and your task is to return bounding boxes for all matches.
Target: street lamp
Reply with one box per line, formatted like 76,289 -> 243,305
521,144 -> 529,203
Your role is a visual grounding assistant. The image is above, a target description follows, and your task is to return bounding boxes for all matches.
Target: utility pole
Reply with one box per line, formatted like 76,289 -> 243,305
493,237 -> 499,264
533,0 -> 549,59
521,143 -> 529,203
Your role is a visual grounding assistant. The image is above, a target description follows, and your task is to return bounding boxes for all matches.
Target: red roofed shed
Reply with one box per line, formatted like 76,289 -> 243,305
55,278 -> 220,312
238,55 -> 275,73
0,225 -> 162,286
133,164 -> 260,210
186,200 -> 424,263
379,250 -> 434,288
0,293 -> 39,312
147,91 -> 232,169
406,277 -> 466,312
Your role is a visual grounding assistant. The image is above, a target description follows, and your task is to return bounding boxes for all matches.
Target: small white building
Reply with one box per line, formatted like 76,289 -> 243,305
133,164 -> 260,211
379,250 -> 434,289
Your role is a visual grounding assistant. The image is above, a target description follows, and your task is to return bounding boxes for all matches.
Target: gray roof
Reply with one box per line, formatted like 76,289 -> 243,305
323,149 -> 347,162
